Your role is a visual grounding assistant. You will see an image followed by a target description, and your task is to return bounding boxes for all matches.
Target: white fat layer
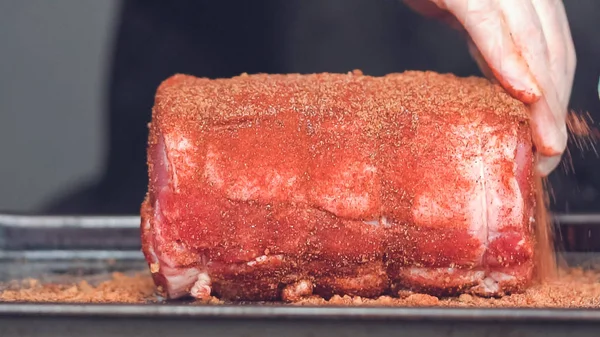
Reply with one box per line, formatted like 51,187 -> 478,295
480,277 -> 499,293
204,143 -> 377,212
247,254 -> 283,267
153,199 -> 195,269
479,272 -> 516,294
405,267 -> 517,295
411,125 -> 488,250
190,272 -> 212,299
163,133 -> 196,191
204,146 -> 225,188
315,162 -> 377,216
410,124 -> 525,266
362,216 -> 390,227
486,232 -> 502,242
152,201 -> 173,267
482,129 -> 524,234
407,267 -> 486,281
142,217 -> 159,265
294,280 -> 312,294
163,266 -> 202,299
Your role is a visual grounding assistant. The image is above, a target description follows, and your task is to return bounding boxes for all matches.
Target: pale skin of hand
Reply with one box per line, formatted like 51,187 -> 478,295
405,0 -> 577,177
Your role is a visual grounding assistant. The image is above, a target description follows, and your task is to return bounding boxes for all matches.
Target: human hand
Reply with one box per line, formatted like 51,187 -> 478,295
405,0 -> 576,176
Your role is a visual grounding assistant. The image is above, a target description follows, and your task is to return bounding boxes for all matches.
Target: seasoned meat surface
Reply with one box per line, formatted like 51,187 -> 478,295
141,70 -> 536,300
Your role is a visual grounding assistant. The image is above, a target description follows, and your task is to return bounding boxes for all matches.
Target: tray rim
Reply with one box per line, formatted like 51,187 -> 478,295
2,303 -> 600,322
3,212 -> 600,321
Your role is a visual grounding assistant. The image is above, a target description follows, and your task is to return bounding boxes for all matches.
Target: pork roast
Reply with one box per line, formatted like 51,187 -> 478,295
141,70 -> 536,301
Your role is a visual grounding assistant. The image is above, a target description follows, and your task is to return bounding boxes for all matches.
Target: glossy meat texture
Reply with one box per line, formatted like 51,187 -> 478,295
141,70 -> 537,301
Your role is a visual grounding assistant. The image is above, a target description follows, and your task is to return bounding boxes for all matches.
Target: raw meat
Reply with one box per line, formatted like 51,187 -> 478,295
141,70 -> 537,301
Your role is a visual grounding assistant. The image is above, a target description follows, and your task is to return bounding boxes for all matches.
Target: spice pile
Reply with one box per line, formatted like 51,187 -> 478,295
296,267 -> 600,308
0,273 -> 157,304
1,267 -> 600,308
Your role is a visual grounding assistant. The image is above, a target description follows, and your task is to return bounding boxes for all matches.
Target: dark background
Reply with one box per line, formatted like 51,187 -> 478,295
5,0 -> 599,215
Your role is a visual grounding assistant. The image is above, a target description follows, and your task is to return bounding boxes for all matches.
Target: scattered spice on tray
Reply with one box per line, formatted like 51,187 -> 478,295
1,267 -> 600,308
0,273 -> 158,304
295,267 -> 600,308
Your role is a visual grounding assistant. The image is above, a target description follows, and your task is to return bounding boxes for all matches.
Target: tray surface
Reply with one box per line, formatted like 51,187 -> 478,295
2,213 -> 600,337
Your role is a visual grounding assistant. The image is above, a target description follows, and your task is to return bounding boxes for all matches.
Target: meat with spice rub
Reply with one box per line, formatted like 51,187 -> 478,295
141,70 -> 537,301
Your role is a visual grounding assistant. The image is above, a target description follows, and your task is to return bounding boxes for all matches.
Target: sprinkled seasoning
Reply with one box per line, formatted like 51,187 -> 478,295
1,268 -> 600,308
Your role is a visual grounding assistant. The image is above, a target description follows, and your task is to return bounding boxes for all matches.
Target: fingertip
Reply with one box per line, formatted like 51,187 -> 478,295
536,153 -> 562,177
529,94 -> 568,157
490,67 -> 541,105
530,123 -> 567,158
458,1 -> 542,105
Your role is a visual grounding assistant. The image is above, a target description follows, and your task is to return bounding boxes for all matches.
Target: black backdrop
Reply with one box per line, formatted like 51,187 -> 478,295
43,0 -> 600,215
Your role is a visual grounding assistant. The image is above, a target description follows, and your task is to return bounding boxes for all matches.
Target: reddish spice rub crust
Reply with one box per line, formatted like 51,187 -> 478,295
142,70 -> 537,301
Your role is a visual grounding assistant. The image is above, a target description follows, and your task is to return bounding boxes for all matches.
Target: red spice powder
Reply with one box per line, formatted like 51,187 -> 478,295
1,268 -> 600,308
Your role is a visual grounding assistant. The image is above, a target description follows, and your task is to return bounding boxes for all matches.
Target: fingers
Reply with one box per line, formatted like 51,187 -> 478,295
466,39 -> 497,83
441,0 -> 571,175
410,0 -> 575,175
495,0 -> 550,90
445,0 -> 543,104
529,93 -> 568,157
537,153 -> 563,177
495,0 -> 567,161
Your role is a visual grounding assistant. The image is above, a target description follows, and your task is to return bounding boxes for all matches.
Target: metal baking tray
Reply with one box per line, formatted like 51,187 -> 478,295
1,213 -> 600,337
